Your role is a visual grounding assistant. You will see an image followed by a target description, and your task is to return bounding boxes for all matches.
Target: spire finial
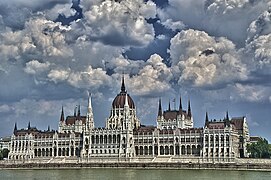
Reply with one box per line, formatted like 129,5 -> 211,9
188,99 -> 192,117
168,99 -> 171,111
60,106 -> 65,122
47,125 -> 50,131
158,98 -> 163,116
121,73 -> 126,92
28,121 -> 31,130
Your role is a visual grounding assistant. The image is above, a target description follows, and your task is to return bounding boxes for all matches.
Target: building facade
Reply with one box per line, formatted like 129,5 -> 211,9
8,77 -> 250,162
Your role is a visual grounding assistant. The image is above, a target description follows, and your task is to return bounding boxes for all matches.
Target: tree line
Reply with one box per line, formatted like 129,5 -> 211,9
247,138 -> 271,158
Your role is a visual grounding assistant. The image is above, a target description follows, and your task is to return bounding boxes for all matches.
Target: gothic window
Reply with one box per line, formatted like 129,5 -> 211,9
149,146 -> 153,155
95,135 -> 99,144
113,135 -> 116,143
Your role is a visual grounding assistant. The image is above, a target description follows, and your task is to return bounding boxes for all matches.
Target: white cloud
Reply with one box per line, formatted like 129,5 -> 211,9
158,0 -> 271,44
48,68 -> 70,83
0,104 -> 11,113
169,29 -> 248,87
247,9 -> 271,43
24,60 -> 50,75
79,0 -> 155,46
139,0 -> 157,19
160,18 -> 185,31
128,54 -> 172,96
233,83 -> 270,102
45,3 -> 77,20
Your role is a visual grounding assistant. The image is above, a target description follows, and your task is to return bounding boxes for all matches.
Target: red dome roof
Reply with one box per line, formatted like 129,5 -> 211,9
112,75 -> 135,108
112,92 -> 135,108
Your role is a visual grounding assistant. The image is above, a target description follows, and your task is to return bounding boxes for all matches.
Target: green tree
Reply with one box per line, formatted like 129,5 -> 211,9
2,148 -> 9,159
247,138 -> 270,158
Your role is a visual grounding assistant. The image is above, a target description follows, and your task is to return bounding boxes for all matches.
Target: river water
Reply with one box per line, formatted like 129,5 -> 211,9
1,168 -> 271,180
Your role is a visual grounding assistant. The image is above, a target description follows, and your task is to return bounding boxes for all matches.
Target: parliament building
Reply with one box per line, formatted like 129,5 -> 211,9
8,77 -> 250,163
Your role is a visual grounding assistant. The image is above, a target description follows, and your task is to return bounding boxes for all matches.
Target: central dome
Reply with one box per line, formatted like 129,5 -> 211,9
112,76 -> 135,109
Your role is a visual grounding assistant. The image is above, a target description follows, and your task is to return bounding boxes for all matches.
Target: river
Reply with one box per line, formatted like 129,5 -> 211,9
1,168 -> 271,180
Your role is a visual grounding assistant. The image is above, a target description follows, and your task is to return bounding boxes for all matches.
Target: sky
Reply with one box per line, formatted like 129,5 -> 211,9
0,0 -> 271,141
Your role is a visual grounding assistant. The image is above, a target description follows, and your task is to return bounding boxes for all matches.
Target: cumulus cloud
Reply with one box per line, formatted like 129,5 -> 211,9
0,16 -> 73,65
169,29 -> 248,87
160,18 -> 185,31
158,0 -> 271,44
233,83 -> 270,102
24,60 -> 50,75
45,3 -> 77,21
127,54 -> 172,96
244,9 -> 271,75
247,8 -> 271,43
78,0 -> 155,47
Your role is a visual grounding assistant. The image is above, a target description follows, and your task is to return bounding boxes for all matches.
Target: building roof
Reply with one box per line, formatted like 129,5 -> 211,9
206,116 -> 245,130
66,116 -> 86,125
111,75 -> 135,109
250,136 -> 262,143
112,92 -> 135,109
231,117 -> 245,130
163,110 -> 188,120
207,121 -> 225,129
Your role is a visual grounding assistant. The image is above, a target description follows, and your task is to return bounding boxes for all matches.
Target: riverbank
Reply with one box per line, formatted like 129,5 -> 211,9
1,161 -> 271,171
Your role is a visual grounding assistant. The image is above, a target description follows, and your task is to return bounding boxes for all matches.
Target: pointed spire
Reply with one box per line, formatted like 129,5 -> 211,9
225,111 -> 230,126
14,122 -> 17,133
158,98 -> 163,117
205,111 -> 209,127
178,96 -> 182,114
28,121 -> 31,130
226,111 -> 229,120
121,74 -> 126,92
47,125 -> 50,131
124,93 -> 129,107
88,91 -> 92,112
74,106 -> 77,117
188,99 -> 192,117
168,99 -> 171,111
60,106 -> 65,122
77,105 -> 81,118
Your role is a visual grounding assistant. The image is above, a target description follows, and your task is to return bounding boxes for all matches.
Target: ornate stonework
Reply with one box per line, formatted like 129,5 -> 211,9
8,77 -> 250,162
